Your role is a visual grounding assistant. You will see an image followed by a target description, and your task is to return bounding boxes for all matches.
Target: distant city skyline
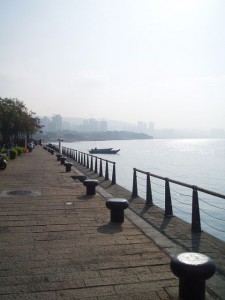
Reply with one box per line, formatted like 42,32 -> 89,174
40,114 -> 225,139
1,1 -> 225,130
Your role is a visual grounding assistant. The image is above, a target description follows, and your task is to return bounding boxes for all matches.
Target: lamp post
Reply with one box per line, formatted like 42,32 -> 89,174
58,138 -> 63,154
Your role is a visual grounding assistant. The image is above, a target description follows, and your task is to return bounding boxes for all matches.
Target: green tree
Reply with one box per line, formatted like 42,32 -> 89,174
0,98 -> 41,146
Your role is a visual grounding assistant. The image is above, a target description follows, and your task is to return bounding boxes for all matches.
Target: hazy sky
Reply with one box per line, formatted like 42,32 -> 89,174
0,0 -> 225,129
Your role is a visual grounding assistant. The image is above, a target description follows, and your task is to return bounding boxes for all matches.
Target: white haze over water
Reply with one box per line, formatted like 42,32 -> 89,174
0,0 -> 225,130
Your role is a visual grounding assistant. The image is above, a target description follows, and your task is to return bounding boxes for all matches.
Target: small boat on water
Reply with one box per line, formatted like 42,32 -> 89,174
88,148 -> 120,154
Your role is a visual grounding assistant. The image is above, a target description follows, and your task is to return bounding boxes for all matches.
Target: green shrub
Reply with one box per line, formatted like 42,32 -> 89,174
0,149 -> 8,154
9,149 -> 18,159
15,146 -> 24,155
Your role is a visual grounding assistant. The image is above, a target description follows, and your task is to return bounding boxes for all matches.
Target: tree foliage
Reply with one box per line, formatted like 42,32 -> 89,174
0,97 -> 41,146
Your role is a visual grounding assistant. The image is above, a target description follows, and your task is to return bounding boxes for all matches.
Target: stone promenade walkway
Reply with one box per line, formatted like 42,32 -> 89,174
0,146 -> 223,299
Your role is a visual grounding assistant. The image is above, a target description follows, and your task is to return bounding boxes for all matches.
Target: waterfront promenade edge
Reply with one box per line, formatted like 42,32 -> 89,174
0,145 -> 224,299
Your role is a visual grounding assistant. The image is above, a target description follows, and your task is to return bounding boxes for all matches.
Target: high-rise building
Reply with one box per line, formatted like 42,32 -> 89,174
52,114 -> 62,131
99,120 -> 108,131
148,122 -> 155,136
40,116 -> 51,132
137,121 -> 147,133
88,118 -> 99,132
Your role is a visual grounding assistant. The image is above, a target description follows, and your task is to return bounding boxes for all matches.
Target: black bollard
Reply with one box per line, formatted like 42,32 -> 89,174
64,162 -> 73,172
56,154 -> 62,161
83,179 -> 99,195
60,156 -> 66,165
170,252 -> 216,300
106,198 -> 129,223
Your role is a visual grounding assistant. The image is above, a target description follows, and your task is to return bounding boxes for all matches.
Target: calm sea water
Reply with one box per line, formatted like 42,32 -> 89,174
62,139 -> 225,241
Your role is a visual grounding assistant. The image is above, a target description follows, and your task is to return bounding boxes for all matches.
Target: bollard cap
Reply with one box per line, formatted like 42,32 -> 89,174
106,198 -> 129,209
83,179 -> 99,187
170,252 -> 216,280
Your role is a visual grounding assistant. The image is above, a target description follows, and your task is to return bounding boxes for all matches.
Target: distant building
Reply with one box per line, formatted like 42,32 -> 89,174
52,114 -> 62,131
137,121 -> 147,133
148,122 -> 155,136
41,115 -> 62,132
88,118 -> 99,132
40,116 -> 51,132
99,120 -> 108,131
62,121 -> 71,130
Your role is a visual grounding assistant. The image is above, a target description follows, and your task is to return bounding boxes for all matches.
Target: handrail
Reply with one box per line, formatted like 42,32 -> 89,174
132,167 -> 225,234
134,168 -> 225,199
57,145 -> 116,184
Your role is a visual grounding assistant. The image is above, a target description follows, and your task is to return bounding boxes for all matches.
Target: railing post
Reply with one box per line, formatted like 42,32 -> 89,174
78,151 -> 80,163
83,153 -> 86,166
132,168 -> 138,197
112,162 -> 116,184
90,155 -> 93,171
146,173 -> 153,205
58,138 -> 63,154
105,161 -> 109,180
81,152 -> 83,165
87,154 -> 89,168
75,150 -> 77,161
165,178 -> 173,216
95,157 -> 98,173
192,186 -> 201,232
99,159 -> 103,177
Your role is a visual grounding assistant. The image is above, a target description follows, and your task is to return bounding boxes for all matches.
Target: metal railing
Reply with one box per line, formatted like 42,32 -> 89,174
132,168 -> 225,233
60,146 -> 116,184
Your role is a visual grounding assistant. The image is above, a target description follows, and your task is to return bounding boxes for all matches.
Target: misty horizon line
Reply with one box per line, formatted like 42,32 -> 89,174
40,115 -> 225,132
